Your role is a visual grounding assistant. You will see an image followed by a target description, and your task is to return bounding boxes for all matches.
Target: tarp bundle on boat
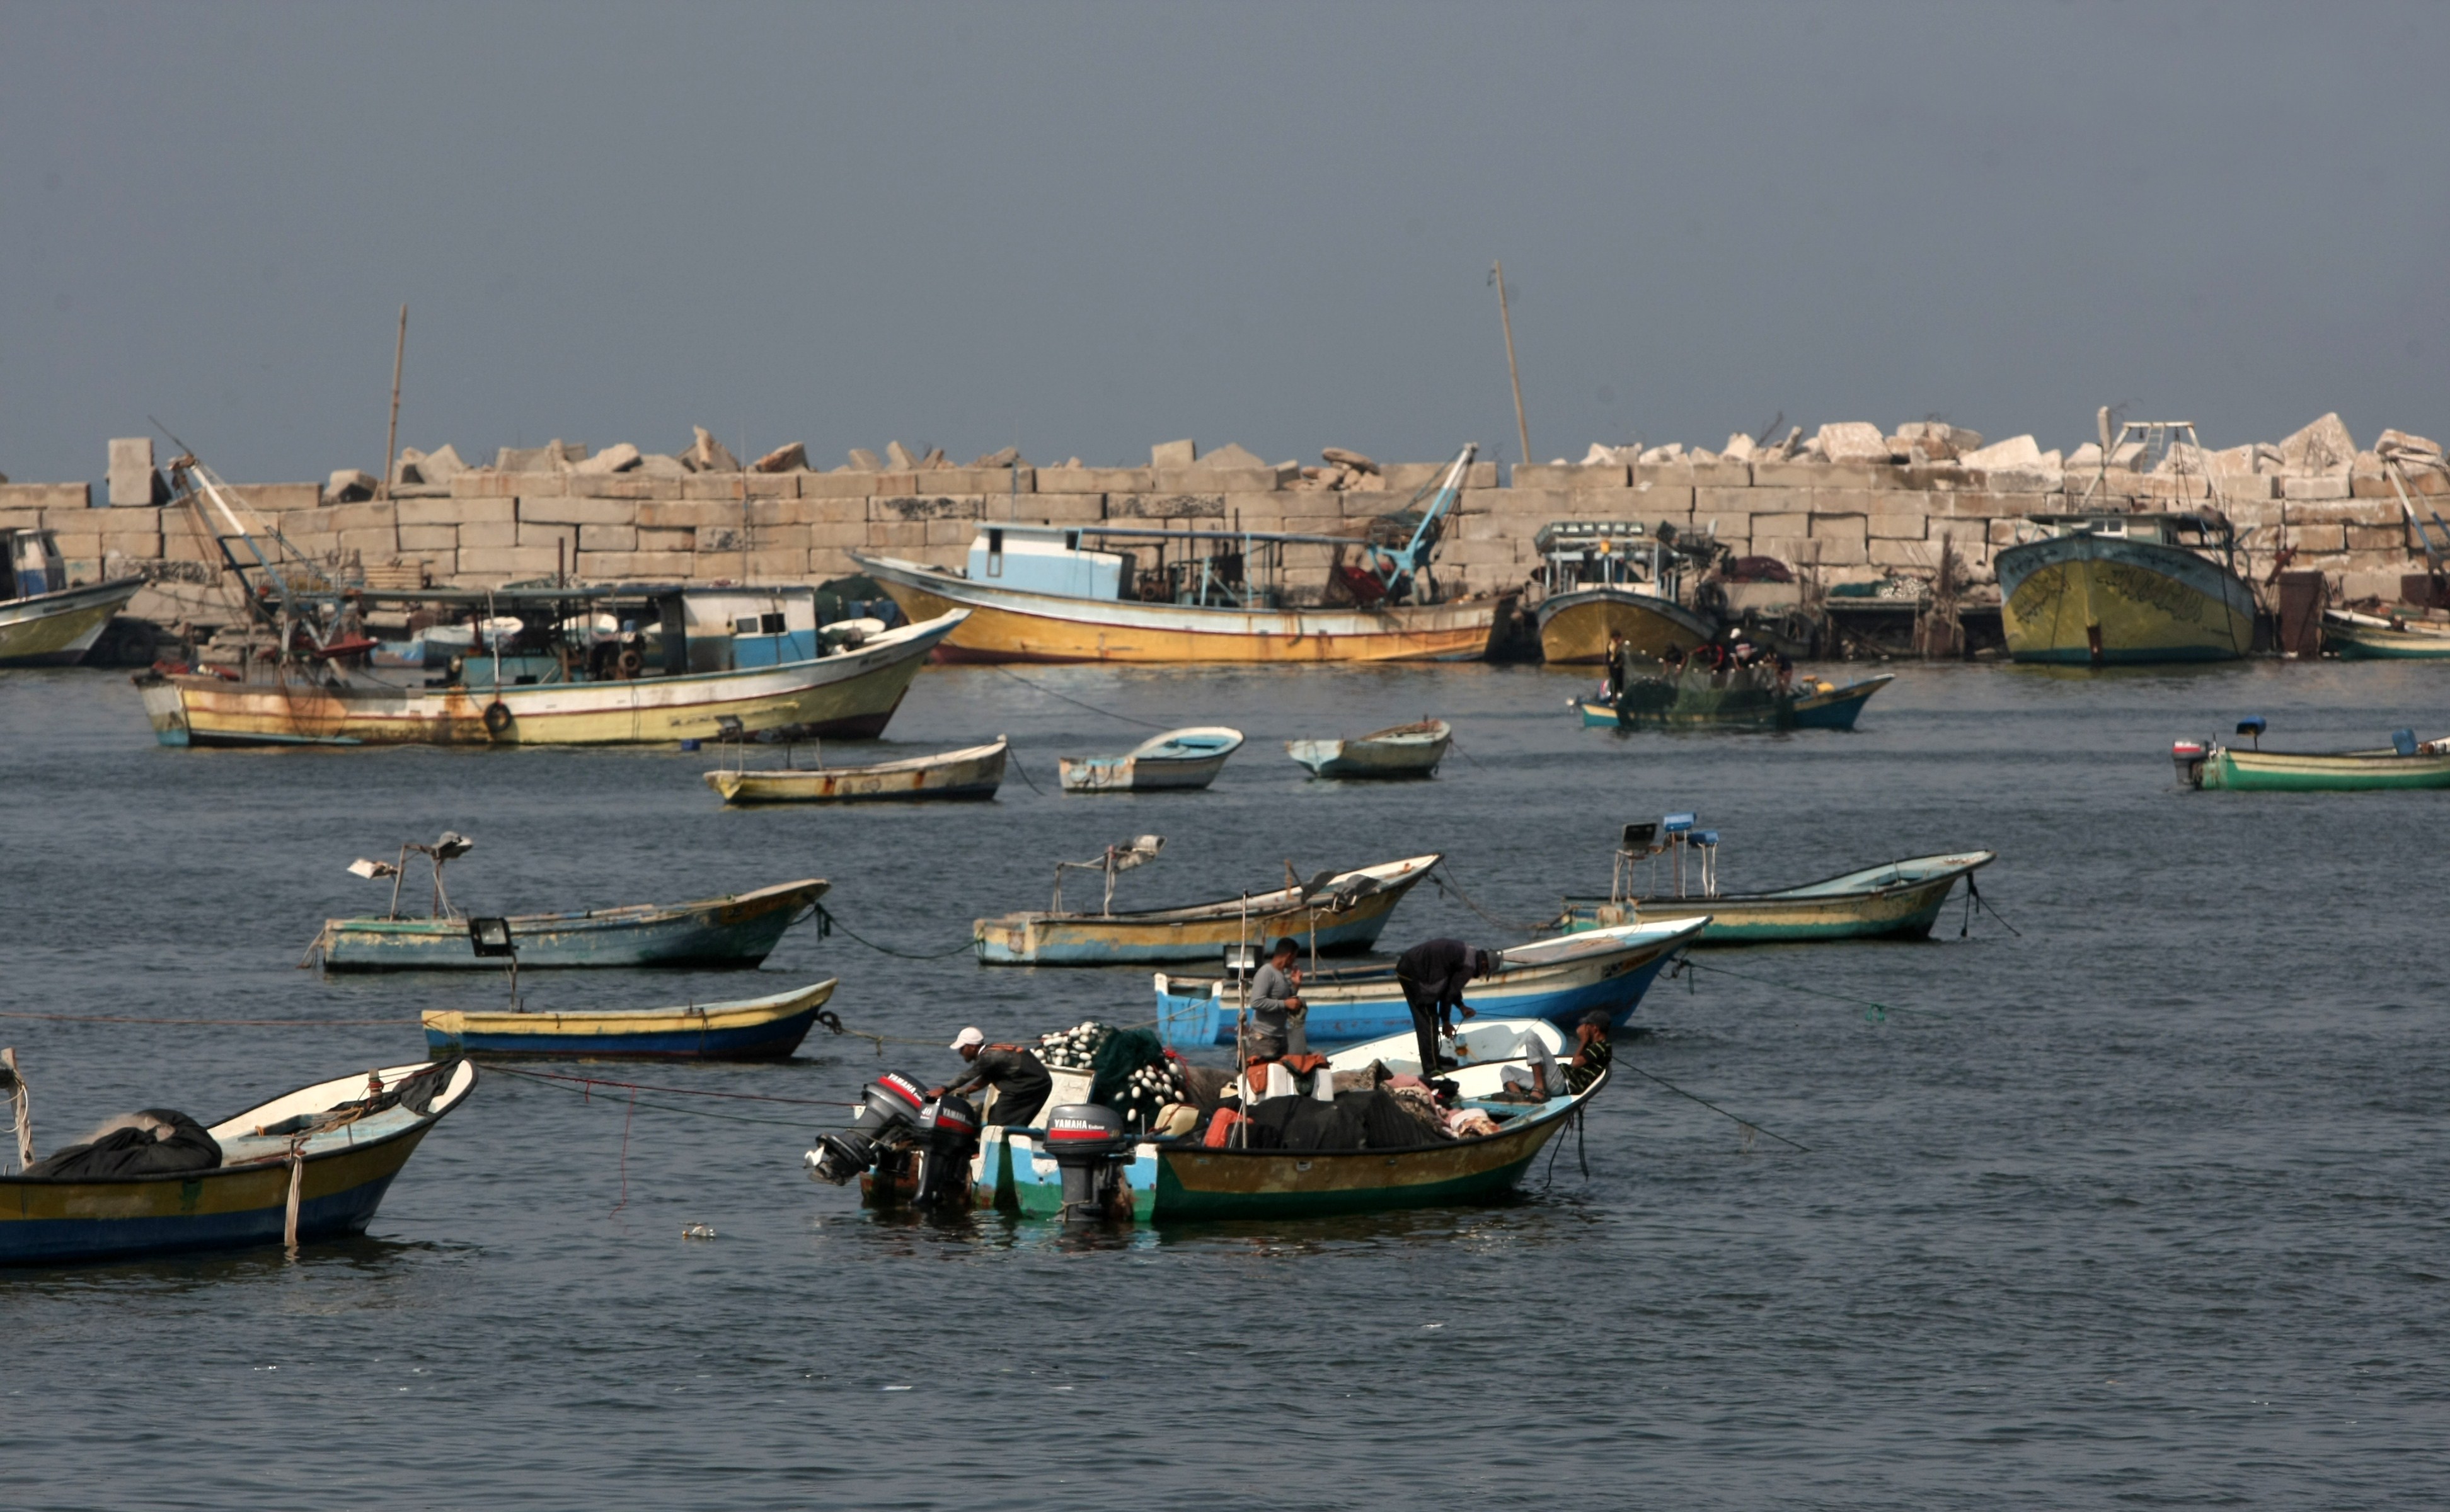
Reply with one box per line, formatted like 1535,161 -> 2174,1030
1239,1089 -> 1451,1150
25,1111 -> 221,1178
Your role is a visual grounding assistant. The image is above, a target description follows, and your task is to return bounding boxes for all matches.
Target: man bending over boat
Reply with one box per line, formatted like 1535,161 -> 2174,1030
1393,937 -> 1491,1075
931,1027 -> 1052,1128
1245,936 -> 1308,1062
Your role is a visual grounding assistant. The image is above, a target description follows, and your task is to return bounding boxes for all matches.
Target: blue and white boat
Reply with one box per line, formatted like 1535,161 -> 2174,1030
1059,726 -> 1245,792
1151,916 -> 1706,1050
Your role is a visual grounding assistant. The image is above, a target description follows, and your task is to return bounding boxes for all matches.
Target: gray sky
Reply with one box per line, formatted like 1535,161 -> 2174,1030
5,2 -> 2445,485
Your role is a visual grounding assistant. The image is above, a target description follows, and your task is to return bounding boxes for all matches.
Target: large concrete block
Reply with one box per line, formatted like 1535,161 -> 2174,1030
108,437 -> 164,507
1751,512 -> 1811,538
682,474 -> 753,502
1153,467 -> 1284,495
1752,461 -> 1875,490
2282,474 -> 2352,501
802,472 -> 882,499
638,527 -> 694,554
456,519 -> 519,549
518,497 -> 638,527
1866,512 -> 1930,540
1749,535 -> 1811,566
1511,464 -> 1628,490
807,522 -> 868,549
918,468 -> 1035,496
1868,537 -> 1938,568
1036,467 -> 1151,494
1810,514 -> 1869,544
1630,483 -> 1697,518
924,518 -> 978,546
2347,524 -> 2410,552
808,547 -> 860,579
517,520 -> 580,550
1803,534 -> 1867,566
870,522 -> 927,548
871,495 -> 987,523
637,500 -> 745,529
2219,474 -> 2277,501
1632,460 -> 1698,488
579,524 -> 637,553
338,527 -> 401,558
1016,493 -> 1105,524
1107,493 -> 1225,519
2289,522 -> 2348,553
1,483 -> 92,512
397,525 -> 458,553
1151,439 -> 1196,467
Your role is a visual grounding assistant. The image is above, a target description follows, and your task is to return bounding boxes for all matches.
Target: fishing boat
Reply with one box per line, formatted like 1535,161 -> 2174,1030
422,980 -> 838,1059
310,840 -> 825,970
0,528 -> 147,666
1529,519 -> 1720,664
975,852 -> 1439,965
1285,719 -> 1451,778
1151,915 -> 1707,1050
1059,726 -> 1244,793
1574,670 -> 1892,731
2322,607 -> 2450,660
851,445 -> 1507,663
1552,819 -> 1996,942
2174,720 -> 2450,791
706,738 -> 1008,803
130,452 -> 963,746
817,1017 -> 1607,1223
0,1057 -> 477,1265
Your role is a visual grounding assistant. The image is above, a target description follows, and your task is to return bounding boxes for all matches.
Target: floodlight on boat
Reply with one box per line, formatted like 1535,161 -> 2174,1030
2234,716 -> 2267,736
1112,835 -> 1165,871
467,917 -> 515,958
1661,812 -> 1696,833
433,831 -> 474,861
1693,830 -> 1719,847
1621,822 -> 1659,852
348,857 -> 400,880
1221,941 -> 1261,979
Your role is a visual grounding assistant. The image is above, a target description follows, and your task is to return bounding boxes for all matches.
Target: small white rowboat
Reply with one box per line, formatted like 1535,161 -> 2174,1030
1058,726 -> 1245,793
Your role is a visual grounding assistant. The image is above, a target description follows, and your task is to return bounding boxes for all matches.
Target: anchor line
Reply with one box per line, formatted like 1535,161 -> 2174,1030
1425,863 -> 1553,936
986,665 -> 1175,730
814,903 -> 977,959
1673,957 -> 1938,1022
1616,1060 -> 1810,1152
1965,876 -> 2022,937
1006,751 -> 1045,795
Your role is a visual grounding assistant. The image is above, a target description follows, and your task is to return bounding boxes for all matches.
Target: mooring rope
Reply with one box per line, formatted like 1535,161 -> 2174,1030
1616,1060 -> 1810,1151
814,902 -> 977,960
1672,956 -> 1939,1023
987,665 -> 1175,730
1425,863 -> 1554,936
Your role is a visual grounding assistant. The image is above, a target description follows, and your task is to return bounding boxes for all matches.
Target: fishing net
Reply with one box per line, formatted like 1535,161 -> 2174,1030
1036,1021 -> 1185,1128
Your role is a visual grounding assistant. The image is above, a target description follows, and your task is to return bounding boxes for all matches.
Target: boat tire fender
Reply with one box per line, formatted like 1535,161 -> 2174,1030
483,701 -> 513,738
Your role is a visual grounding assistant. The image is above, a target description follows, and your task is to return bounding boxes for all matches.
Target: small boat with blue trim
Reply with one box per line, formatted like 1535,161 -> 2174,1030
705,738 -> 1008,803
0,1057 -> 477,1266
422,979 -> 839,1059
1552,818 -> 1994,943
2321,607 -> 2450,660
809,1017 -> 1605,1223
2174,718 -> 2450,791
1285,718 -> 1451,779
1575,670 -> 1891,731
975,850 -> 1438,966
1059,726 -> 1245,792
1151,915 -> 1705,1051
0,528 -> 147,667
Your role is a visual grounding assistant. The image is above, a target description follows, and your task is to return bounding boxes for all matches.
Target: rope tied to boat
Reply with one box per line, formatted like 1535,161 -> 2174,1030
1616,1060 -> 1810,1152
986,665 -> 1177,731
1425,862 -> 1553,936
282,1137 -> 306,1253
812,903 -> 978,961
1671,957 -> 1940,1024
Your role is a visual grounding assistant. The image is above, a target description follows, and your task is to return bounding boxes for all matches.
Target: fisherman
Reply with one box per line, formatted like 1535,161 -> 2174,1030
1603,632 -> 1628,701
1245,936 -> 1308,1063
1565,1008 -> 1613,1094
1393,937 -> 1492,1076
929,1027 -> 1053,1128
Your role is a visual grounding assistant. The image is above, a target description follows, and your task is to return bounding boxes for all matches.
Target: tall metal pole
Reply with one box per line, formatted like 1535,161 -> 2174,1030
1494,261 -> 1530,469
382,304 -> 407,499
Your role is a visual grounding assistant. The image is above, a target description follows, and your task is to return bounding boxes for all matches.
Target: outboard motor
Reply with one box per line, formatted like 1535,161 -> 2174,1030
2171,739 -> 2210,788
1044,1102 -> 1133,1222
805,1072 -> 928,1185
909,1093 -> 981,1211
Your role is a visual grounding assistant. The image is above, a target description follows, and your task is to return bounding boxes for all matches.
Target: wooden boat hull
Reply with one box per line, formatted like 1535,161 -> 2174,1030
0,576 -> 146,666
2196,746 -> 2450,791
2323,618 -> 2450,660
318,879 -> 825,970
1059,752 -> 1228,791
0,1059 -> 476,1265
1153,918 -> 1703,1048
137,610 -> 963,747
1285,721 -> 1452,778
1534,586 -> 1717,665
976,854 -> 1437,965
706,741 -> 1006,803
855,552 -> 1499,663
1996,536 -> 2256,664
1559,851 -> 1995,943
1575,673 -> 1891,731
423,980 -> 837,1059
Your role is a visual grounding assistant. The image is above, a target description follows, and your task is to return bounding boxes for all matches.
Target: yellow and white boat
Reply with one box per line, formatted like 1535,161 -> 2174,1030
1996,512 -> 2258,665
0,529 -> 146,666
854,444 -> 1504,663
1529,519 -> 1719,664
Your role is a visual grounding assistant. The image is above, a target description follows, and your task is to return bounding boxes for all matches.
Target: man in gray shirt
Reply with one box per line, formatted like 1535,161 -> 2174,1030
1246,936 -> 1308,1062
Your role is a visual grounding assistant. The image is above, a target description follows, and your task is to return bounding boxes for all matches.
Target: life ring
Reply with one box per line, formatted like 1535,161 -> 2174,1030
483,701 -> 513,738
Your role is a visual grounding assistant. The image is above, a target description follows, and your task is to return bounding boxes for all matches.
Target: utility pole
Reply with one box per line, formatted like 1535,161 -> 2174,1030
1493,261 -> 1530,468
381,304 -> 408,500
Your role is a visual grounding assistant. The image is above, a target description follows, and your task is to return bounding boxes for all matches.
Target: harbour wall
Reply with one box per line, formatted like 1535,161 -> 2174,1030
6,449 -> 2443,634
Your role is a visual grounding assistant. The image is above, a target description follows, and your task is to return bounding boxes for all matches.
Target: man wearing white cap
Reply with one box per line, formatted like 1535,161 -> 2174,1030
929,1027 -> 1053,1127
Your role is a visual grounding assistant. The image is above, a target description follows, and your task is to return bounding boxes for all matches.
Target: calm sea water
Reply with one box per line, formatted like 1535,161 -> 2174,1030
3,656 -> 2446,1509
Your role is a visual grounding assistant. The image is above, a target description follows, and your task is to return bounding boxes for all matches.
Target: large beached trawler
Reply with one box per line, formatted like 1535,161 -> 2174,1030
851,445 -> 1509,662
132,451 -> 960,747
1994,421 -> 2261,665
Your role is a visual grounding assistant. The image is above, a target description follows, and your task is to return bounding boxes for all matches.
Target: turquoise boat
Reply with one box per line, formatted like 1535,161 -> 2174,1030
2175,724 -> 2450,792
1557,850 -> 1995,943
312,878 -> 827,971
1575,672 -> 1891,731
0,1058 -> 477,1266
2322,608 -> 2450,660
1151,916 -> 1705,1050
422,980 -> 839,1060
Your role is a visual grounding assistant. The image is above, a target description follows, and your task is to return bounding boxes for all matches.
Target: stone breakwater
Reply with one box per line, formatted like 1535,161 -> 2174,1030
9,413 -> 2444,634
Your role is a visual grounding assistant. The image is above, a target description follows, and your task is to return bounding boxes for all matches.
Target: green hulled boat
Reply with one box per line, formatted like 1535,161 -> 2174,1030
2323,608 -> 2450,660
1556,849 -> 1996,944
2175,721 -> 2450,791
